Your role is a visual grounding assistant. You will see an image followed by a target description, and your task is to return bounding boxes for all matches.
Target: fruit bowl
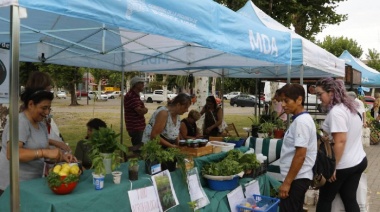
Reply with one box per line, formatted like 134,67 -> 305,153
47,163 -> 81,195
49,176 -> 78,195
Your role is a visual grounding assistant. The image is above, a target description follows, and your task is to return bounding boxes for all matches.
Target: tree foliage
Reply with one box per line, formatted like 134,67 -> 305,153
214,0 -> 347,40
366,49 -> 380,71
317,36 -> 363,58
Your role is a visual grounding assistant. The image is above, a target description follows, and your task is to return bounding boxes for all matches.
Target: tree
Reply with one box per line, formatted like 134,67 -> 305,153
214,0 -> 347,40
37,64 -> 83,106
317,36 -> 363,58
366,49 -> 380,71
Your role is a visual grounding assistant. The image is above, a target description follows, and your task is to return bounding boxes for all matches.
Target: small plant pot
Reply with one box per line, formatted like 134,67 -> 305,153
128,165 -> 139,181
100,153 -> 112,175
273,129 -> 285,139
198,141 -> 208,147
186,141 -> 193,147
179,140 -> 187,147
190,141 -> 199,148
145,160 -> 161,175
161,160 -> 177,172
251,125 -> 259,138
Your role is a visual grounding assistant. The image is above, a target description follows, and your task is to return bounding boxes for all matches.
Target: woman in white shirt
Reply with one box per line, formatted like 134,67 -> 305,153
315,78 -> 367,212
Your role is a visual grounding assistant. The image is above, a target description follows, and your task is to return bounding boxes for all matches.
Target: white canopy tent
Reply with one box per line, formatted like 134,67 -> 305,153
236,0 -> 345,79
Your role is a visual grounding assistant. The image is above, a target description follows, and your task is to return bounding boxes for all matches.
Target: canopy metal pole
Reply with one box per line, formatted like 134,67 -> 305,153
221,69 -> 224,120
254,78 -> 258,116
120,53 -> 126,147
10,5 -> 21,212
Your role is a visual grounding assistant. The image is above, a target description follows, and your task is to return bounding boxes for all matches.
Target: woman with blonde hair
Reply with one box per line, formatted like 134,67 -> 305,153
179,110 -> 202,140
374,92 -> 380,119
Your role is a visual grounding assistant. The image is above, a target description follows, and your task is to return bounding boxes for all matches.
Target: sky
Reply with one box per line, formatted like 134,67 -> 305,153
315,0 -> 380,59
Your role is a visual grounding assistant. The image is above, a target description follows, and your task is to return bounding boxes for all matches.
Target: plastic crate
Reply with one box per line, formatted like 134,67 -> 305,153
206,176 -> 239,191
236,194 -> 280,212
243,160 -> 268,178
225,138 -> 245,148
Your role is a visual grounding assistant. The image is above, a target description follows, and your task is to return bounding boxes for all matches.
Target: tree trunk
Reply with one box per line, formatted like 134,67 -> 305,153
69,81 -> 79,106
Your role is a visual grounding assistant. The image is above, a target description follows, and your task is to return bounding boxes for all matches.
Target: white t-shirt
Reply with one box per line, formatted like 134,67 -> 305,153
280,112 -> 317,181
355,98 -> 365,115
322,103 -> 366,169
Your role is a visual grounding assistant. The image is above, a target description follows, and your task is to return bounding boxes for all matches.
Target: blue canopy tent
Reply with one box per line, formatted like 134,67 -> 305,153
0,0 -> 292,77
339,50 -> 380,87
0,0 -> 295,210
235,0 -> 345,79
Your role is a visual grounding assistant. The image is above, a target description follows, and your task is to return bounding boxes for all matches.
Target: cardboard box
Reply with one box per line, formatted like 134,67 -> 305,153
179,145 -> 213,157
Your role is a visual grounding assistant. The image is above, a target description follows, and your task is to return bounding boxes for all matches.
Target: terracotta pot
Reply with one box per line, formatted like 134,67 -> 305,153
273,129 -> 285,139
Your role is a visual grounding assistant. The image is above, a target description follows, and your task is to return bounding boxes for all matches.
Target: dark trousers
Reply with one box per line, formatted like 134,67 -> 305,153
128,131 -> 143,147
0,189 -> 3,197
316,157 -> 368,212
279,178 -> 310,212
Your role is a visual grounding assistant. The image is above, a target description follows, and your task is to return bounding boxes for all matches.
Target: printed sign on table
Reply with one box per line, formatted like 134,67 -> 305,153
128,186 -> 161,212
151,170 -> 179,212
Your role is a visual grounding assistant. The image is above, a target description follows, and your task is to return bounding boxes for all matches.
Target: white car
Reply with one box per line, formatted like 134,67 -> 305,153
88,91 -> 108,101
56,91 -> 67,99
105,91 -> 121,99
223,92 -> 241,100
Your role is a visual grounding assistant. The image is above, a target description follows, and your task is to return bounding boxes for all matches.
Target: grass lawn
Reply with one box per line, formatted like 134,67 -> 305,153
52,100 -> 253,151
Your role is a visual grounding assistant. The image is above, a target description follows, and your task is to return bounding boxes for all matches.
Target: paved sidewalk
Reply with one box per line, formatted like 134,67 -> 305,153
305,143 -> 380,212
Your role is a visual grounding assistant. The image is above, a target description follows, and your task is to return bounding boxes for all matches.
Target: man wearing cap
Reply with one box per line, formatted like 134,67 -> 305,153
124,76 -> 148,152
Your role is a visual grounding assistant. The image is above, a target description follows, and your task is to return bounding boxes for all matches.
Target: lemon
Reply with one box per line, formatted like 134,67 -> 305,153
70,166 -> 80,175
61,163 -> 70,170
58,171 -> 67,176
53,165 -> 61,173
61,167 -> 70,174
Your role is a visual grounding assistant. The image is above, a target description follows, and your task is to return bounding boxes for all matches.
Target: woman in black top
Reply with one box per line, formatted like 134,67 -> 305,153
200,96 -> 223,139
180,110 -> 202,139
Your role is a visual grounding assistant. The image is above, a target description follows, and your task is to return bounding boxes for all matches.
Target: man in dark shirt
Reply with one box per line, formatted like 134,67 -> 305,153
124,76 -> 148,152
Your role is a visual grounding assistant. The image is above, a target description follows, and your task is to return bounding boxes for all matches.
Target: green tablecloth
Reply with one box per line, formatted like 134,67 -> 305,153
0,148 -> 281,212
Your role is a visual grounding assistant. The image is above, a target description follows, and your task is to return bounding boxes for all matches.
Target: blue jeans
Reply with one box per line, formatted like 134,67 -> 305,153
316,157 -> 367,212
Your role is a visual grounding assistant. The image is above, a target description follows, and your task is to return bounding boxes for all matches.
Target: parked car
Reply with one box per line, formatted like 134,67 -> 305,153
88,91 -> 108,101
105,91 -> 121,99
364,96 -> 375,110
76,90 -> 89,98
230,94 -> 260,107
223,92 -> 241,100
56,91 -> 67,99
144,90 -> 177,103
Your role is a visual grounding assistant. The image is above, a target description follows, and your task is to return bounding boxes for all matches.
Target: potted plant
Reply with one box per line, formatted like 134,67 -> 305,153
259,121 -> 276,138
159,148 -> 186,172
86,127 -> 127,175
273,118 -> 286,139
248,115 -> 260,137
140,137 -> 165,175
239,153 -> 262,178
128,158 -> 139,181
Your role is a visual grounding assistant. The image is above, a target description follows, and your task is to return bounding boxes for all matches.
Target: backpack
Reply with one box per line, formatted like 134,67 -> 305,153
311,130 -> 336,189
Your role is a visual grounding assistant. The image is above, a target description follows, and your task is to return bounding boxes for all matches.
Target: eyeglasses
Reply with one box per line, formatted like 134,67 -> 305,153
316,91 -> 326,97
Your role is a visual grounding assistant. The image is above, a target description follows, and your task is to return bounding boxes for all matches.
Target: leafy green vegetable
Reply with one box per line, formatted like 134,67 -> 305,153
225,149 -> 243,161
238,154 -> 261,170
224,136 -> 241,142
201,150 -> 261,176
202,158 -> 243,176
47,172 -> 79,188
